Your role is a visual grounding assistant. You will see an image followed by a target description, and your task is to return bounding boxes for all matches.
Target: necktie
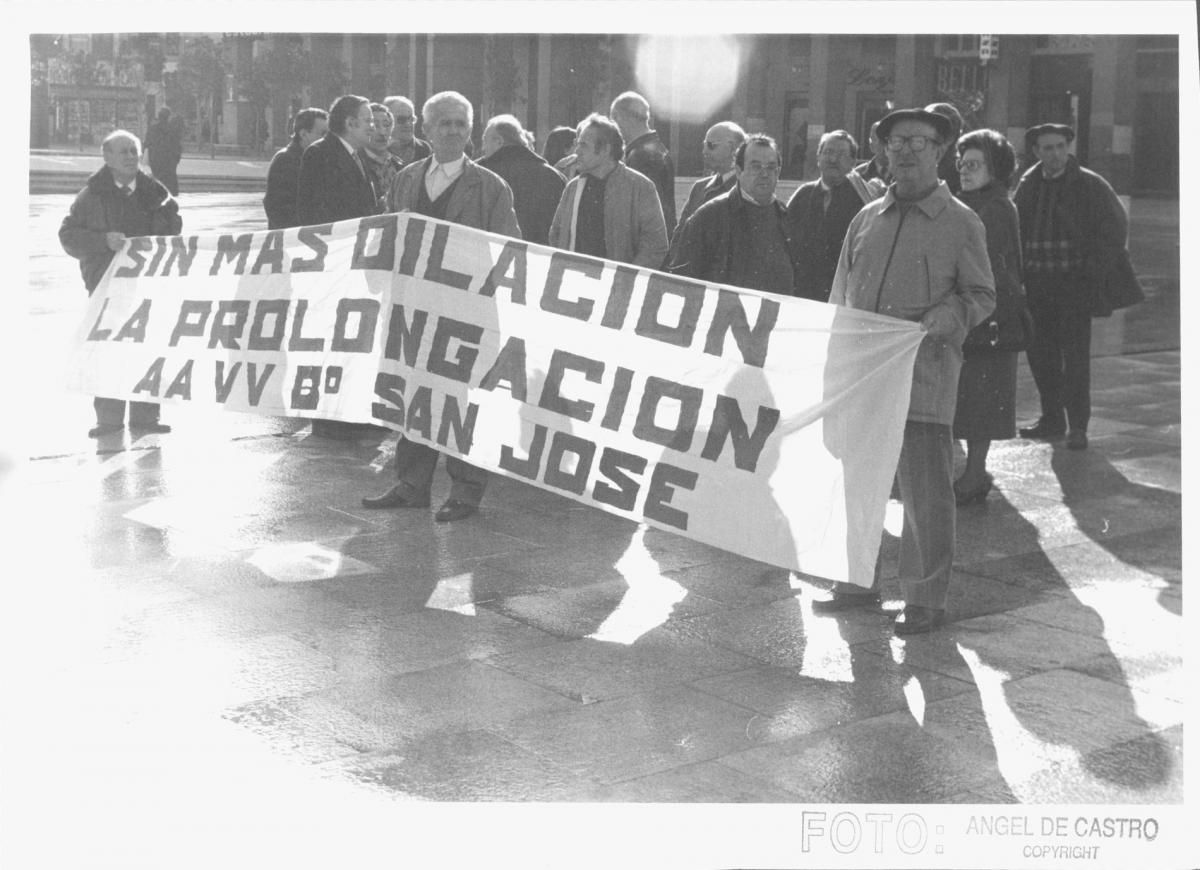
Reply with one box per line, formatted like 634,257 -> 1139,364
122,185 -> 132,197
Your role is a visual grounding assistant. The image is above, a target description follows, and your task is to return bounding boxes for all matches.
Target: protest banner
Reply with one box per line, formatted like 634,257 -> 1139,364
66,214 -> 924,586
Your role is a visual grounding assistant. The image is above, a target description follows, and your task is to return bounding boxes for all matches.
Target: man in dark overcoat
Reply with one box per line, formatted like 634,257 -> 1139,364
59,130 -> 182,437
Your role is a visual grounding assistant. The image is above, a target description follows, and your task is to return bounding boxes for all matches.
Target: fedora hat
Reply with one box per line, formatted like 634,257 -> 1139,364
876,108 -> 954,144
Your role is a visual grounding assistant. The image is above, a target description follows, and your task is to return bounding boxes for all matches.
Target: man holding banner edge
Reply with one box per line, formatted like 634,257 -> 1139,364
59,129 -> 181,438
818,107 -> 995,635
361,90 -> 521,523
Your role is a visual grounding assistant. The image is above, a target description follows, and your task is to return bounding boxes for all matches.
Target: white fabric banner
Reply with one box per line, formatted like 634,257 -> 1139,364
66,214 -> 923,586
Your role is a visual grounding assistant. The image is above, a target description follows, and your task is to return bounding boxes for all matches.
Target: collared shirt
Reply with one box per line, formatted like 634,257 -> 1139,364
115,177 -> 137,195
426,154 -> 466,200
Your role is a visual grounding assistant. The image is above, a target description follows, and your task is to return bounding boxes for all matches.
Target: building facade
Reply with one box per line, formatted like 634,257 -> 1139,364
30,32 -> 1179,194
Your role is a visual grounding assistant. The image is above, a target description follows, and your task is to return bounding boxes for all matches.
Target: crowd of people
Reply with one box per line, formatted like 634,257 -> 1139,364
57,86 -> 1143,635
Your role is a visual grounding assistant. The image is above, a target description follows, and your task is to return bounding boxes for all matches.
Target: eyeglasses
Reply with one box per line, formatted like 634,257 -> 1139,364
704,140 -> 721,150
885,135 -> 939,152
956,158 -> 985,172
395,115 -> 415,124
744,161 -> 780,175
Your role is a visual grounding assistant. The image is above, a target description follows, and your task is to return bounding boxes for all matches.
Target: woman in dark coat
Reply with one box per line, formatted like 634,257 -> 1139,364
953,128 -> 1029,504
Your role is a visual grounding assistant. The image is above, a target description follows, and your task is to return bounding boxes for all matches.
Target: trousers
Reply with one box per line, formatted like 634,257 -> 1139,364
828,420 -> 955,609
393,437 -> 489,506
94,397 -> 161,426
1025,275 -> 1093,431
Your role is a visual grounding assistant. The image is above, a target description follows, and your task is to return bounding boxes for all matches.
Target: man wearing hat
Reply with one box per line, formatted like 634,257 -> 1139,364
1014,123 -> 1139,450
815,107 -> 996,635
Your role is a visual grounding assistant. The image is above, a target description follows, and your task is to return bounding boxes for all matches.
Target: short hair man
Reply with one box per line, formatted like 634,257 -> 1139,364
297,94 -> 379,227
361,91 -> 521,523
144,106 -> 183,196
547,113 -> 669,269
818,108 -> 995,635
786,130 -> 882,301
361,102 -> 404,207
296,94 -> 380,439
383,95 -> 432,165
610,91 -> 677,238
1013,123 -> 1142,451
667,120 -> 745,263
263,107 -> 328,229
477,113 -> 565,245
670,134 -> 796,296
59,130 -> 182,437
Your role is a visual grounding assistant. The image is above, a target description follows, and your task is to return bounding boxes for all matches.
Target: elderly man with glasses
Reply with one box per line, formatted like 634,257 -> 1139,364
383,95 -> 432,165
667,121 -> 745,264
814,108 -> 996,635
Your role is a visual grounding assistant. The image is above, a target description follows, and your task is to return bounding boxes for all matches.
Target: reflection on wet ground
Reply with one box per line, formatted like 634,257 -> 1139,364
7,193 -> 1182,859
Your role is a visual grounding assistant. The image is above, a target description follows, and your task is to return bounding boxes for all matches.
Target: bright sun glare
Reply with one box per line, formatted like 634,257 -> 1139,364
634,35 -> 741,124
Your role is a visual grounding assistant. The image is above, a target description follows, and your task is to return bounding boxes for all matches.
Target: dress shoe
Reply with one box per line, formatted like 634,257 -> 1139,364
130,422 -> 171,434
87,423 -> 123,438
1018,417 -> 1066,440
954,473 -> 993,506
810,591 -> 882,614
434,498 -> 478,523
1066,429 -> 1088,450
893,605 -> 946,636
361,484 -> 430,509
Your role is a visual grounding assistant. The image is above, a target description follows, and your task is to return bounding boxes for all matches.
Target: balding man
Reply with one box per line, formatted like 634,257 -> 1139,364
478,113 -> 565,245
383,95 -> 431,165
668,121 -> 745,264
59,130 -> 182,437
362,91 -> 521,523
611,90 -> 677,238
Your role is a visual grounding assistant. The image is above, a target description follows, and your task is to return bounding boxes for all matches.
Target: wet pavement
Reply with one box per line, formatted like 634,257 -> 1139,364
5,191 -> 1185,864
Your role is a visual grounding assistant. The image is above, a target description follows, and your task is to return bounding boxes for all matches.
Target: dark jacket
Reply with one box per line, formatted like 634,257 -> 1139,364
958,181 -> 1028,350
387,156 -> 522,238
625,130 -> 676,237
59,166 -> 182,293
477,144 -> 565,245
785,178 -> 869,301
263,140 -> 304,229
1013,154 -> 1143,316
668,172 -> 737,264
670,187 -> 795,294
145,118 -> 182,170
297,133 -> 379,226
387,136 -> 432,165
